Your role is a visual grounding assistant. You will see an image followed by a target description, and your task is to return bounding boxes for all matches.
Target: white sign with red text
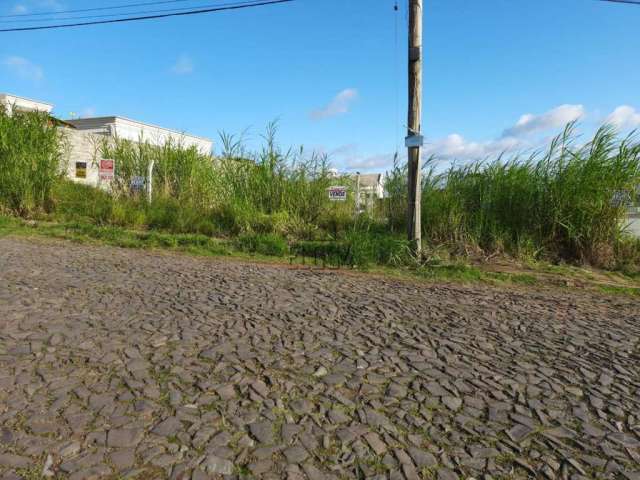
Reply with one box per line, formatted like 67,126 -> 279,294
328,186 -> 347,202
99,159 -> 115,181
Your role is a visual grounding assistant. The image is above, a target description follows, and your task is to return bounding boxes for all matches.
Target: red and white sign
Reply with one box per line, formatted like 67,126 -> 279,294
328,186 -> 347,201
99,159 -> 115,181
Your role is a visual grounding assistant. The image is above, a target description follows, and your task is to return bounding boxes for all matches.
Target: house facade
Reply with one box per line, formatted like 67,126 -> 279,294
627,207 -> 640,238
1,93 -> 213,188
63,116 -> 213,187
357,173 -> 385,199
353,173 -> 385,213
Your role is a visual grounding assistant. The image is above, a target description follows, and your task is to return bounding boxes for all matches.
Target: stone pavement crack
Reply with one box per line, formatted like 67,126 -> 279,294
0,237 -> 639,480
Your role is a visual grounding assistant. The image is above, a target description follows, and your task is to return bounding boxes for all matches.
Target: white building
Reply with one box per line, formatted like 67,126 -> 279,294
3,93 -> 214,187
353,173 -> 385,213
65,116 -> 213,156
626,207 -> 640,238
356,173 -> 385,199
61,116 -> 213,188
0,93 -> 53,115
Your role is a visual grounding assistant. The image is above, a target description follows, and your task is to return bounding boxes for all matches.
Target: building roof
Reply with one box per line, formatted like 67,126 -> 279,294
49,116 -> 77,129
0,93 -> 54,108
357,173 -> 383,188
0,93 -> 54,113
65,116 -> 212,143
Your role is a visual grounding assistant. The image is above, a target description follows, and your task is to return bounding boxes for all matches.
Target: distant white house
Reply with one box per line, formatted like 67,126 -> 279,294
356,173 -> 385,199
0,93 -> 53,115
352,173 -> 385,213
626,207 -> 640,238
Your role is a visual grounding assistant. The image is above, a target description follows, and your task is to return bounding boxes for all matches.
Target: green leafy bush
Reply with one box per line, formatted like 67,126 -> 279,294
0,107 -> 65,215
235,233 -> 289,257
52,180 -> 114,224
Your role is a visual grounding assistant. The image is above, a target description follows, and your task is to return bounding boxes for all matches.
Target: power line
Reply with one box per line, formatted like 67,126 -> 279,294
0,0 -> 207,18
0,0 -> 294,32
3,0 -> 634,21
598,0 -> 640,4
0,0 -> 257,24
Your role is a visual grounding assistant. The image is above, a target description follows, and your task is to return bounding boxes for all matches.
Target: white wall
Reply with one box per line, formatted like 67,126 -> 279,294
0,93 -> 54,115
61,128 -> 102,188
624,211 -> 640,238
60,121 -> 214,189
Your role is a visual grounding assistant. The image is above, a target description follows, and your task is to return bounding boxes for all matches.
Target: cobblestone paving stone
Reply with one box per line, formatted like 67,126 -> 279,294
1,237 -> 640,480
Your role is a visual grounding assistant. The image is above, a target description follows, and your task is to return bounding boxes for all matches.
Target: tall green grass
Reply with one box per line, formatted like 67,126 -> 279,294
397,124 -> 640,267
2,108 -> 639,270
99,121 -> 355,238
0,106 -> 65,215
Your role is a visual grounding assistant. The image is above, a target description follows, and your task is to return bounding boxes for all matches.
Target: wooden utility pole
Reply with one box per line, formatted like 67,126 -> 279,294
407,0 -> 423,255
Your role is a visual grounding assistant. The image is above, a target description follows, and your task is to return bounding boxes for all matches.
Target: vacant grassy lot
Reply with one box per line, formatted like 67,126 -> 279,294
2,108 -> 640,273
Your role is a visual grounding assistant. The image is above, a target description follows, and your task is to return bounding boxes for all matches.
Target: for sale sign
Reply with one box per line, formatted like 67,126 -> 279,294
99,159 -> 115,181
328,186 -> 347,201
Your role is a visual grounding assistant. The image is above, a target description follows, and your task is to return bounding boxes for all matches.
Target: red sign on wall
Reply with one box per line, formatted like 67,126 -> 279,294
99,159 -> 115,181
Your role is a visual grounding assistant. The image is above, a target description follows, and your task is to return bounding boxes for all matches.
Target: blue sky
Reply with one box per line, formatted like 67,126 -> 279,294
1,0 -> 639,172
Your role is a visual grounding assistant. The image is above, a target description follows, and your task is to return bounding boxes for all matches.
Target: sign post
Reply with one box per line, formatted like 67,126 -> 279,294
327,186 -> 347,238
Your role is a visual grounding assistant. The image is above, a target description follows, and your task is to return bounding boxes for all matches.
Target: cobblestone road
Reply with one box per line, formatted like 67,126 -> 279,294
1,237 -> 640,480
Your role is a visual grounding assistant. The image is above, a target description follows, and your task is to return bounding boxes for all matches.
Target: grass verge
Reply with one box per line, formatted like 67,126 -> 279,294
598,285 -> 640,297
2,216 -> 639,297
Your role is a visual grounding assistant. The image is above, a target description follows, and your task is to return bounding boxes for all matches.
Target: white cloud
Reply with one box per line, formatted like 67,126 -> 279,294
606,105 -> 640,130
424,104 -> 590,161
326,144 -> 395,171
334,103 -> 618,171
311,88 -> 358,120
347,153 -> 396,170
171,54 -> 194,75
9,0 -> 64,14
502,104 -> 585,138
329,144 -> 357,157
2,56 -> 43,82
10,4 -> 28,14
424,134 -> 525,160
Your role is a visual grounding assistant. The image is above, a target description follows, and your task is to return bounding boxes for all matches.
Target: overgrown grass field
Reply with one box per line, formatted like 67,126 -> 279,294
1,106 -> 639,272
